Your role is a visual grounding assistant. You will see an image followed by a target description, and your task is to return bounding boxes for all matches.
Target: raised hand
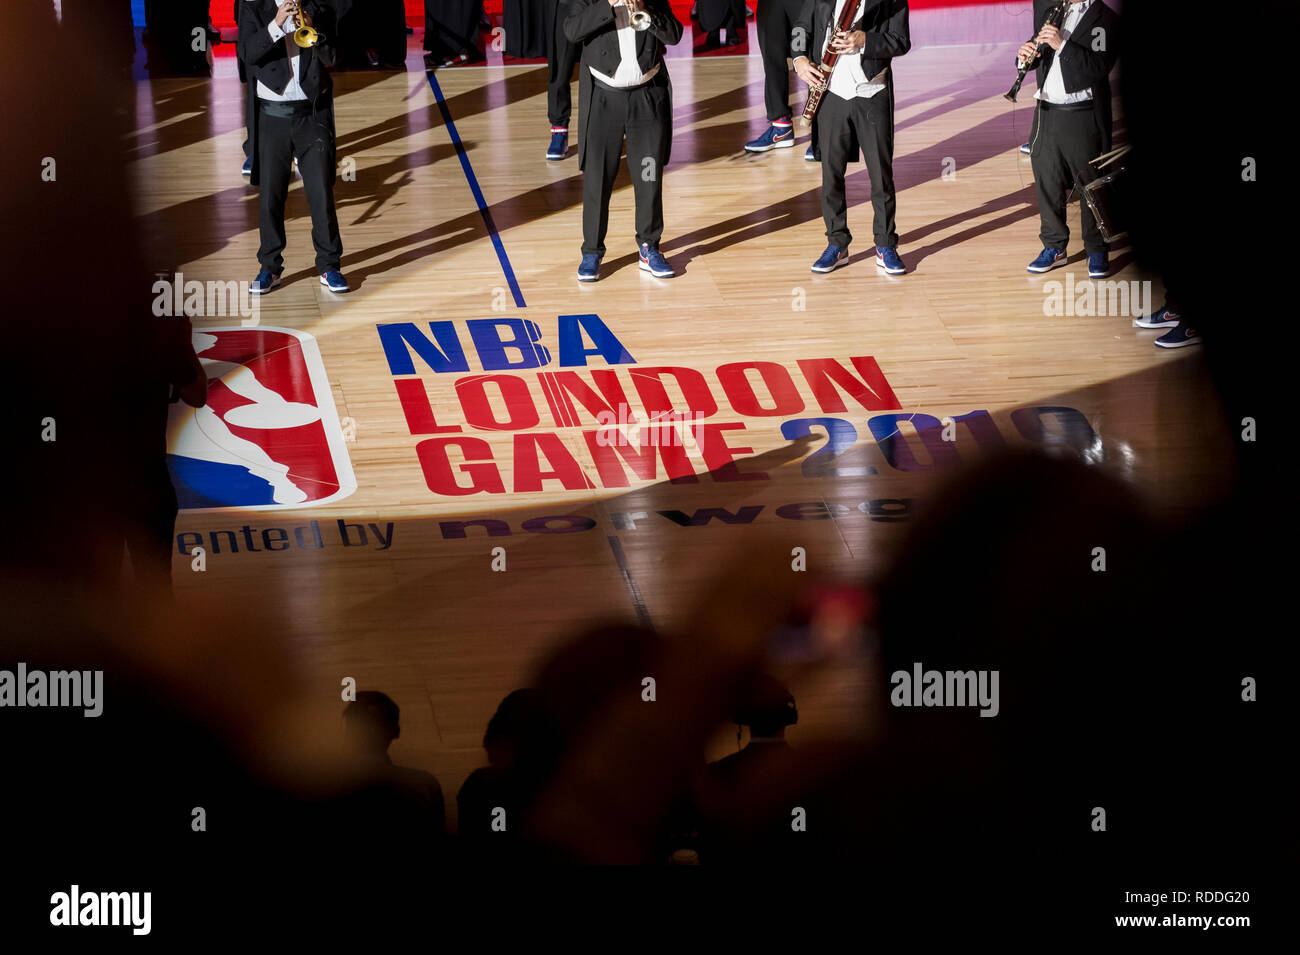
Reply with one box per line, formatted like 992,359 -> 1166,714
275,2 -> 298,29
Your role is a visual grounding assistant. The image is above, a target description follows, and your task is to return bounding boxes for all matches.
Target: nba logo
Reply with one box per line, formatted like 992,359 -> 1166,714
167,327 -> 357,510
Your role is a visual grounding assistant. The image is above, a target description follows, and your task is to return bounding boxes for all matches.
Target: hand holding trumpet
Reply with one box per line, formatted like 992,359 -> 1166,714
276,1 -> 314,30
275,1 -> 297,29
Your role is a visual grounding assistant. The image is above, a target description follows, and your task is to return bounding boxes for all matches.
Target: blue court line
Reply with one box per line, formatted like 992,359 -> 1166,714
425,69 -> 527,309
606,536 -> 655,633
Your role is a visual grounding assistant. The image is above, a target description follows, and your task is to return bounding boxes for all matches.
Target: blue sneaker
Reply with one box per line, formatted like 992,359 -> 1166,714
250,268 -> 280,295
811,244 -> 848,273
1133,306 -> 1182,329
1087,253 -> 1109,279
876,246 -> 905,275
639,244 -> 674,278
1154,323 -> 1202,349
546,128 -> 568,161
744,122 -> 795,153
320,270 -> 350,293
805,144 -> 821,163
578,253 -> 601,282
1027,248 -> 1067,273
1019,143 -> 1030,155
242,156 -> 252,177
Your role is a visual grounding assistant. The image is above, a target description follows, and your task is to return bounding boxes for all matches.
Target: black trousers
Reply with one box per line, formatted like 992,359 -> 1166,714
818,89 -> 898,249
546,0 -> 579,128
1031,102 -> 1107,255
426,0 -> 483,59
758,0 -> 804,122
581,74 -> 671,257
257,103 -> 343,274
697,0 -> 746,37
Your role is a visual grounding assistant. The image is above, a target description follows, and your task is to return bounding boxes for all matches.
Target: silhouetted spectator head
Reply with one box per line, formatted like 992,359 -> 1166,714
342,691 -> 401,755
483,688 -> 543,768
731,674 -> 797,738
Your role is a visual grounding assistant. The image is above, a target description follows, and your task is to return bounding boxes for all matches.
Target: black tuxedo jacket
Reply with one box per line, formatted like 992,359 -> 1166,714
1031,0 -> 1120,151
564,0 -> 683,78
238,0 -> 340,185
239,0 -> 339,97
792,0 -> 910,82
564,0 -> 684,171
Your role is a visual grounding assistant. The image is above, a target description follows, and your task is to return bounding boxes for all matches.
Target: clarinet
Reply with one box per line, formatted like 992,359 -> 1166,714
800,0 -> 864,127
1004,1 -> 1067,102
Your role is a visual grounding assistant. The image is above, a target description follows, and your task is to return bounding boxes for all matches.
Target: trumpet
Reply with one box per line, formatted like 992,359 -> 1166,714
280,2 -> 323,48
293,25 -> 324,48
622,0 -> 652,32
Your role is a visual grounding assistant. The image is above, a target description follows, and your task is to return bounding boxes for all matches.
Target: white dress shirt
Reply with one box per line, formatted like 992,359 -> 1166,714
257,0 -> 310,102
823,0 -> 887,102
1036,0 -> 1095,105
589,4 -> 661,88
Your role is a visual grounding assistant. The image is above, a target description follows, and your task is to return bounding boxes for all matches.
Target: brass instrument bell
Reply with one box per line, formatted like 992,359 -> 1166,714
624,0 -> 652,31
293,25 -> 322,48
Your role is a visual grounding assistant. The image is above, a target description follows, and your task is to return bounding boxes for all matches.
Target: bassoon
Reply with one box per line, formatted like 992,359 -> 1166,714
800,0 -> 864,127
1005,1 -> 1067,102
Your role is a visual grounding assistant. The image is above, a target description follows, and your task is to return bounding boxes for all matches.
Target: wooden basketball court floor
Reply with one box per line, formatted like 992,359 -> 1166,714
133,6 -> 1231,827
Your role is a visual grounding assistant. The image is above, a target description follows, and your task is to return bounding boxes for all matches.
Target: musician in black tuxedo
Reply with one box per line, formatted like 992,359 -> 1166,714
240,0 -> 349,294
565,0 -> 683,282
1020,0 -> 1119,279
792,0 -> 909,276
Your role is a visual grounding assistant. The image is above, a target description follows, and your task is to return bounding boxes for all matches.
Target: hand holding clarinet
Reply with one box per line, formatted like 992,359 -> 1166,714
1005,1 -> 1066,102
